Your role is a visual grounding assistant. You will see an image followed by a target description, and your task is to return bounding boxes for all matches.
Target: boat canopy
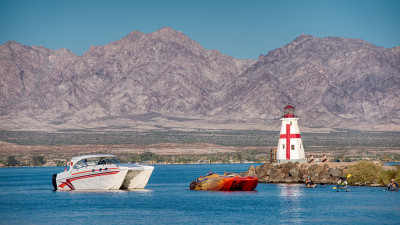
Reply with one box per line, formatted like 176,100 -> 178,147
71,154 -> 116,162
69,154 -> 118,168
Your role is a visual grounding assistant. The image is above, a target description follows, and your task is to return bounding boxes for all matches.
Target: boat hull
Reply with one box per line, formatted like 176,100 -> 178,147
55,167 -> 128,191
190,176 -> 234,191
120,165 -> 154,189
190,173 -> 258,191
230,177 -> 258,191
54,163 -> 154,191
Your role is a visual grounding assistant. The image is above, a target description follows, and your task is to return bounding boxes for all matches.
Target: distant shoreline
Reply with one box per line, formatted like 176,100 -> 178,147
1,129 -> 399,167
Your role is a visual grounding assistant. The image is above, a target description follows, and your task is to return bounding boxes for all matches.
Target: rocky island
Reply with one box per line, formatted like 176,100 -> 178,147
241,161 -> 400,187
242,162 -> 348,184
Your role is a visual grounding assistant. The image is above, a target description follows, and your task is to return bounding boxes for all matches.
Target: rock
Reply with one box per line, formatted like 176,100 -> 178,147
320,177 -> 329,184
257,163 -> 271,178
242,165 -> 257,177
319,170 -> 331,180
246,162 -> 347,184
289,168 -> 299,177
282,177 -> 294,183
283,162 -> 295,170
266,166 -> 277,176
329,168 -> 342,177
281,167 -> 290,176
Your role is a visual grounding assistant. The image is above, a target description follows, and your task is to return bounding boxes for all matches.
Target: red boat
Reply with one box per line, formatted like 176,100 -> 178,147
190,172 -> 258,191
230,176 -> 259,191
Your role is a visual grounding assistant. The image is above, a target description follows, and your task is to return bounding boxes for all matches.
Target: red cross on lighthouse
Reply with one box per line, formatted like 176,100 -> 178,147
277,105 -> 305,162
279,124 -> 301,160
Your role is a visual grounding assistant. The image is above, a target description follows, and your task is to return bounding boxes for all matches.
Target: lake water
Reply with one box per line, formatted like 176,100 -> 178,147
0,164 -> 399,224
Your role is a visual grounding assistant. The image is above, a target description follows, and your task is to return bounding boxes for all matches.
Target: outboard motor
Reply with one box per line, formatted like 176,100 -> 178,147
52,174 -> 58,191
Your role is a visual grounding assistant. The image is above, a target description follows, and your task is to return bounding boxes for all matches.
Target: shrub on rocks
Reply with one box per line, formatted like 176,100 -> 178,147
378,166 -> 400,185
345,161 -> 382,185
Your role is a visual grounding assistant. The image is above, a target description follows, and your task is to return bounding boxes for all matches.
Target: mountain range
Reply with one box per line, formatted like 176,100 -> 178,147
1,27 -> 399,132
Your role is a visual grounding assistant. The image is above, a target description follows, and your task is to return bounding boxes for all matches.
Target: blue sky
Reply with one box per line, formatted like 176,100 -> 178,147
1,0 -> 399,59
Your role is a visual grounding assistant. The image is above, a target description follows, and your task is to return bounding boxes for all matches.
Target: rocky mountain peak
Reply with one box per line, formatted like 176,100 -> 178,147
120,30 -> 144,43
218,35 -> 400,130
0,30 -> 398,131
258,34 -> 316,62
0,28 -> 256,124
3,40 -> 21,48
150,27 -> 206,55
152,26 -> 182,37
293,33 -> 315,42
120,27 -> 189,44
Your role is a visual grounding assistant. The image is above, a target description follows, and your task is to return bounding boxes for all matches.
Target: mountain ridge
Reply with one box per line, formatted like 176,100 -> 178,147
0,27 -> 399,131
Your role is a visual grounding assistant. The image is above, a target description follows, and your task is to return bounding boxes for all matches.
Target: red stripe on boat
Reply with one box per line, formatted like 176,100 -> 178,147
58,171 -> 120,189
72,168 -> 119,176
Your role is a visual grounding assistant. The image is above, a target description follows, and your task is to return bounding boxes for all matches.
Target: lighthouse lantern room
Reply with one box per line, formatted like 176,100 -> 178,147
277,105 -> 306,163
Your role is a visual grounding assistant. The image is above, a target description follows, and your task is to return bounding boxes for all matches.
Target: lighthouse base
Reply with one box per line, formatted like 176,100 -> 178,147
277,159 -> 307,164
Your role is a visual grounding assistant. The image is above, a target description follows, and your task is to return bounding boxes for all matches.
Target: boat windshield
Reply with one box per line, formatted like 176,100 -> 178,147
73,159 -> 88,169
73,157 -> 120,169
104,157 -> 120,165
92,157 -> 120,165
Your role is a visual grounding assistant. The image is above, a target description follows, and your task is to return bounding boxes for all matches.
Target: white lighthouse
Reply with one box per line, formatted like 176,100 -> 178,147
277,105 -> 306,163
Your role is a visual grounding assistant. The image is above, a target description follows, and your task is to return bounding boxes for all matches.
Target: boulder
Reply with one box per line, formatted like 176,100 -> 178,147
289,167 -> 299,177
319,170 -> 331,180
241,165 -> 257,177
256,163 -> 270,177
266,166 -> 277,176
328,168 -> 342,177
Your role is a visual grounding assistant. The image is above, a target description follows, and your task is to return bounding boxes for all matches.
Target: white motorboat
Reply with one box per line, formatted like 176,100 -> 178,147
52,154 -> 154,190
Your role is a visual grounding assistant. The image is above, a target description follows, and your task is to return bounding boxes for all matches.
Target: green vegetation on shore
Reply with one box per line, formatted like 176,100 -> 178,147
126,149 -> 268,164
346,161 -> 400,185
1,154 -> 66,167
0,149 -> 268,167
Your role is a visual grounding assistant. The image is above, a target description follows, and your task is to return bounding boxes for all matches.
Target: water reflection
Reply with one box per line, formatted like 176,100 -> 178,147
277,184 -> 304,224
278,184 -> 303,197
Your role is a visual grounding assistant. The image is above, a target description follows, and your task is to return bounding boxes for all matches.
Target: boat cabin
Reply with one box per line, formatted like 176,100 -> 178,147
68,154 -> 120,171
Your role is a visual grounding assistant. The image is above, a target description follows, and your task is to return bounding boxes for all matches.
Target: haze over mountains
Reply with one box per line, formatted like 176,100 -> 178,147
1,27 -> 399,131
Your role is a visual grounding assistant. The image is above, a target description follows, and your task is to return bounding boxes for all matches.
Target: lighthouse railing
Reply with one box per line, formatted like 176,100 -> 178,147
282,114 -> 297,118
